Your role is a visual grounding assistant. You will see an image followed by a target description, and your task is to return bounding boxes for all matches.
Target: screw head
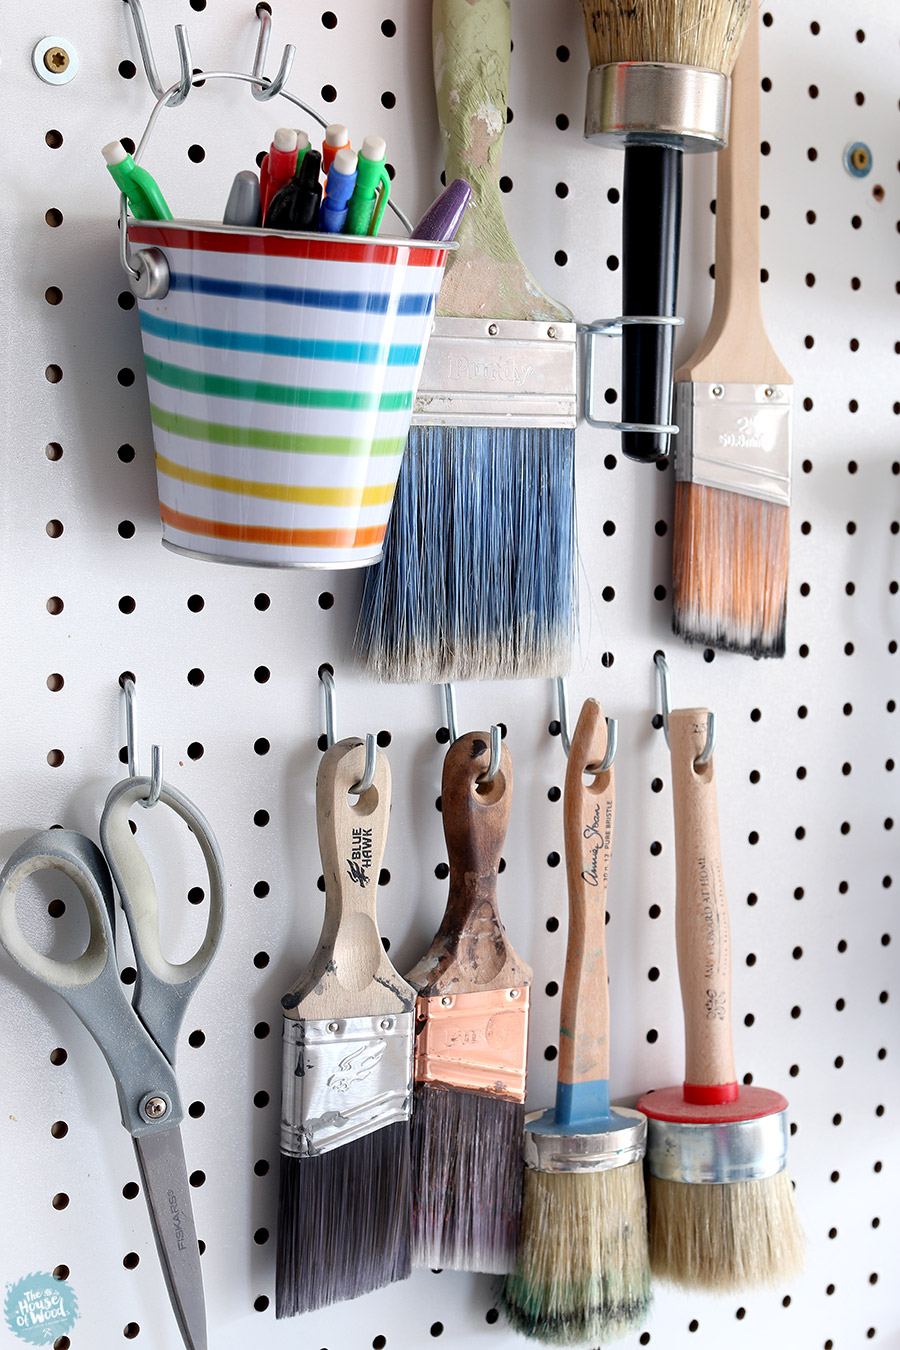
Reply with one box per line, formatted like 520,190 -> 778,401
44,46 -> 70,72
143,1096 -> 168,1121
380,1018 -> 393,1031
764,386 -> 776,399
711,385 -> 724,398
487,323 -> 499,337
509,988 -> 520,999
547,326 -> 558,339
326,1021 -> 339,1033
440,996 -> 453,1007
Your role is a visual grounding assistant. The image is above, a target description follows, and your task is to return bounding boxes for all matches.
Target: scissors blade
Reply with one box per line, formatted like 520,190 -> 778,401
133,1128 -> 207,1350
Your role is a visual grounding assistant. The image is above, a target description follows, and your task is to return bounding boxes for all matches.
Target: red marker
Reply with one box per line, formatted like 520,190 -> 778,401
260,128 -> 299,219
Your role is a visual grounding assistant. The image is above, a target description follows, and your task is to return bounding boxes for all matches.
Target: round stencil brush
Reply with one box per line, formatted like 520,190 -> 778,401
637,709 -> 804,1290
503,700 -> 650,1343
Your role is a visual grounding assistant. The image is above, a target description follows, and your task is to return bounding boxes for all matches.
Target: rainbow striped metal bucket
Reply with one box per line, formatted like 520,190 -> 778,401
127,222 -> 451,568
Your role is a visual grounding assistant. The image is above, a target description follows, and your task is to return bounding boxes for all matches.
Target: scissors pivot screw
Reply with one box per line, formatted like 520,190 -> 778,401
143,1096 -> 169,1121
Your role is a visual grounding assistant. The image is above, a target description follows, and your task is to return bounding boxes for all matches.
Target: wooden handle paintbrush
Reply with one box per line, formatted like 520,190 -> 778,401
356,0 -> 577,685
407,731 -> 532,1274
637,710 -> 804,1291
673,0 -> 793,658
579,0 -> 751,462
276,739 -> 416,1316
503,700 -> 649,1343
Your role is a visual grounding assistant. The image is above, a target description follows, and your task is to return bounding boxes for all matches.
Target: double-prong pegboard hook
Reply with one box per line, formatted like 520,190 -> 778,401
318,667 -> 376,795
442,684 -> 502,786
251,3 -> 296,101
555,676 -> 617,772
653,651 -> 716,767
119,673 -> 163,808
122,0 -> 192,108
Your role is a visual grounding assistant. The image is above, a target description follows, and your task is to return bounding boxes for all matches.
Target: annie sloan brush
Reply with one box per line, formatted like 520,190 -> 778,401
637,709 -> 804,1290
407,731 -> 532,1272
276,739 -> 416,1315
503,699 -> 649,1344
673,0 -> 792,657
580,0 -> 751,461
356,0 -> 577,684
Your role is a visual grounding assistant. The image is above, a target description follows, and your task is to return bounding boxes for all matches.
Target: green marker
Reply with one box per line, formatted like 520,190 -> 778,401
102,140 -> 173,221
344,135 -> 391,236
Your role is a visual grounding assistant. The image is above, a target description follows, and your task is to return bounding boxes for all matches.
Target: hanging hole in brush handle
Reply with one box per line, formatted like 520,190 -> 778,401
621,144 -> 683,461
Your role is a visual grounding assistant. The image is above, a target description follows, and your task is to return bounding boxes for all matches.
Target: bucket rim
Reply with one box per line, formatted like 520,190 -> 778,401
126,218 -> 458,252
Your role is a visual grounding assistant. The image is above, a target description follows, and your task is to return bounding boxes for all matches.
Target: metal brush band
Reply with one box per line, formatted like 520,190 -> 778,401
280,1012 -> 414,1158
523,1106 -> 647,1174
674,381 -> 792,506
584,63 -> 730,152
410,317 -> 577,429
646,1108 -> 789,1184
414,986 -> 530,1101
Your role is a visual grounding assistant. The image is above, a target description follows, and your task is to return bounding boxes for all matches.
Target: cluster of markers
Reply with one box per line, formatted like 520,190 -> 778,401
101,122 -> 396,236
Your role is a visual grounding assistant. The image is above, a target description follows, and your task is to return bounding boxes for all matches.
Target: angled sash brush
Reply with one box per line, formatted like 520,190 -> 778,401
276,738 -> 416,1315
407,731 -> 532,1272
356,0 -> 578,684
503,699 -> 649,1343
637,709 -> 804,1290
673,0 -> 792,657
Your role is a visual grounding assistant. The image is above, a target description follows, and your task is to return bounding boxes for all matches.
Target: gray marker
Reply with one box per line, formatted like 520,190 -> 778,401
224,169 -> 261,227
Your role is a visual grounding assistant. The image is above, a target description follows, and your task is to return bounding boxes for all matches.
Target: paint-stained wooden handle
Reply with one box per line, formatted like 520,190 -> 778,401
676,0 -> 791,385
406,732 -> 531,996
669,709 -> 737,1094
432,0 -> 570,320
558,699 -> 614,1088
282,738 -> 415,1020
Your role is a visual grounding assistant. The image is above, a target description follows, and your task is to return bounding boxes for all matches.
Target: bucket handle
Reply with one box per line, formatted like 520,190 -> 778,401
120,69 -> 414,298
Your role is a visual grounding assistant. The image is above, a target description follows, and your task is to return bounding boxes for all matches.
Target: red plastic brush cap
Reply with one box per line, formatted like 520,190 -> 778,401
636,1083 -> 789,1125
683,1080 -> 739,1105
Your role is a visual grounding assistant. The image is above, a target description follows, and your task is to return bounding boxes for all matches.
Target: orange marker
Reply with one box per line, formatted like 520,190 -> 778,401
322,123 -> 350,174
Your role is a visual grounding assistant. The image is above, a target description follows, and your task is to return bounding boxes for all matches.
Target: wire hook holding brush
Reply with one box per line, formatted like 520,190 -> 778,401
318,667 -> 377,795
653,652 -> 716,767
119,673 -> 163,808
441,684 -> 503,785
555,676 -> 617,771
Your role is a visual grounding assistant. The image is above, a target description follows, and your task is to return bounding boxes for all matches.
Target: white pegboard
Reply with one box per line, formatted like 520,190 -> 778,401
0,1 -> 898,1348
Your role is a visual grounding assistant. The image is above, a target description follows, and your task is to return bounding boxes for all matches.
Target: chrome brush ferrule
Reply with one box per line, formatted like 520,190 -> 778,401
675,381 -> 793,505
281,1013 -> 414,1158
523,1106 -> 646,1174
646,1107 -> 790,1184
585,62 -> 730,152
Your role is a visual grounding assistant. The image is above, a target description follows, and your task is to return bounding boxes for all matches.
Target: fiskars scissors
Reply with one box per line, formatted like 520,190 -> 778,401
0,776 -> 225,1350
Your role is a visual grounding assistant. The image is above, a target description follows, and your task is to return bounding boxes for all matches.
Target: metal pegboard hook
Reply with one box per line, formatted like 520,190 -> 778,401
476,725 -> 503,786
653,652 -> 716,768
251,4 -> 296,101
579,316 -> 684,434
317,667 -> 377,795
554,676 -> 617,772
122,0 -> 192,108
442,684 -> 503,783
118,673 -> 163,808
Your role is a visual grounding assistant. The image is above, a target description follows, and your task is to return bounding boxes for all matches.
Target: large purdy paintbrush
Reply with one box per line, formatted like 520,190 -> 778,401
276,738 -> 416,1315
579,0 -> 751,462
502,699 -> 650,1344
673,0 -> 792,657
356,0 -> 577,684
407,731 -> 532,1273
637,709 -> 803,1290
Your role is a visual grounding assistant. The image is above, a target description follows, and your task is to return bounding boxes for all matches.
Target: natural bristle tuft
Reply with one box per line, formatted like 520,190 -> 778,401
672,481 -> 788,658
411,1084 -> 524,1274
580,0 -> 752,74
276,1122 -> 411,1315
355,425 -> 576,684
648,1169 -> 804,1291
503,1162 -> 651,1344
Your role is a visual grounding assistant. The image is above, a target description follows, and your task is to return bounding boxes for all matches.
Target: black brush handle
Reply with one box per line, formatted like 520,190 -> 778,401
621,144 -> 683,463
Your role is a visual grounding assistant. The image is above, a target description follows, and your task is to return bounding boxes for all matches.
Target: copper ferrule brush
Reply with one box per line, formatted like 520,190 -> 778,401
502,700 -> 649,1344
406,731 -> 532,1275
636,709 -> 804,1291
579,0 -> 751,463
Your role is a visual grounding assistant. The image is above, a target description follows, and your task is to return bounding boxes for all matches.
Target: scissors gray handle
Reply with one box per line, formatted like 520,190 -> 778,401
100,778 -> 226,1067
0,830 -> 182,1135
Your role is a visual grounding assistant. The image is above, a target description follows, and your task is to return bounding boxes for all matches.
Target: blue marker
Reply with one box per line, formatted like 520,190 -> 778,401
319,148 -> 359,234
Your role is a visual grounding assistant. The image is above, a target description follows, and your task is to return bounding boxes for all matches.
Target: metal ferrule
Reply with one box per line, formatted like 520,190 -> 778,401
584,63 -> 730,152
280,1013 -> 414,1158
675,381 -> 793,505
646,1108 -> 790,1184
410,318 -> 577,429
414,986 -> 530,1102
523,1106 -> 647,1174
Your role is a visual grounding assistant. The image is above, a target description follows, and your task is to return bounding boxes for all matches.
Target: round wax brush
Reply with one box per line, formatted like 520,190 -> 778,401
637,708 -> 804,1290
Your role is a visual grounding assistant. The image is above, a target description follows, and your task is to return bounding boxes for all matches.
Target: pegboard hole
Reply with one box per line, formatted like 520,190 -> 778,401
46,442 -> 63,460
187,594 -> 205,612
123,1253 -> 140,1269
118,443 -> 135,462
253,809 -> 269,827
187,668 -> 204,687
187,742 -> 204,760
45,130 -> 63,149
51,1193 -> 69,1210
49,1048 -> 67,1066
254,738 -> 270,756
50,1120 -> 68,1139
45,364 -> 63,383
45,286 -> 63,306
47,749 -> 64,768
46,673 -> 64,692
254,1022 -> 270,1039
123,1322 -> 140,1338
122,1182 -> 140,1199
188,1030 -> 206,1047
